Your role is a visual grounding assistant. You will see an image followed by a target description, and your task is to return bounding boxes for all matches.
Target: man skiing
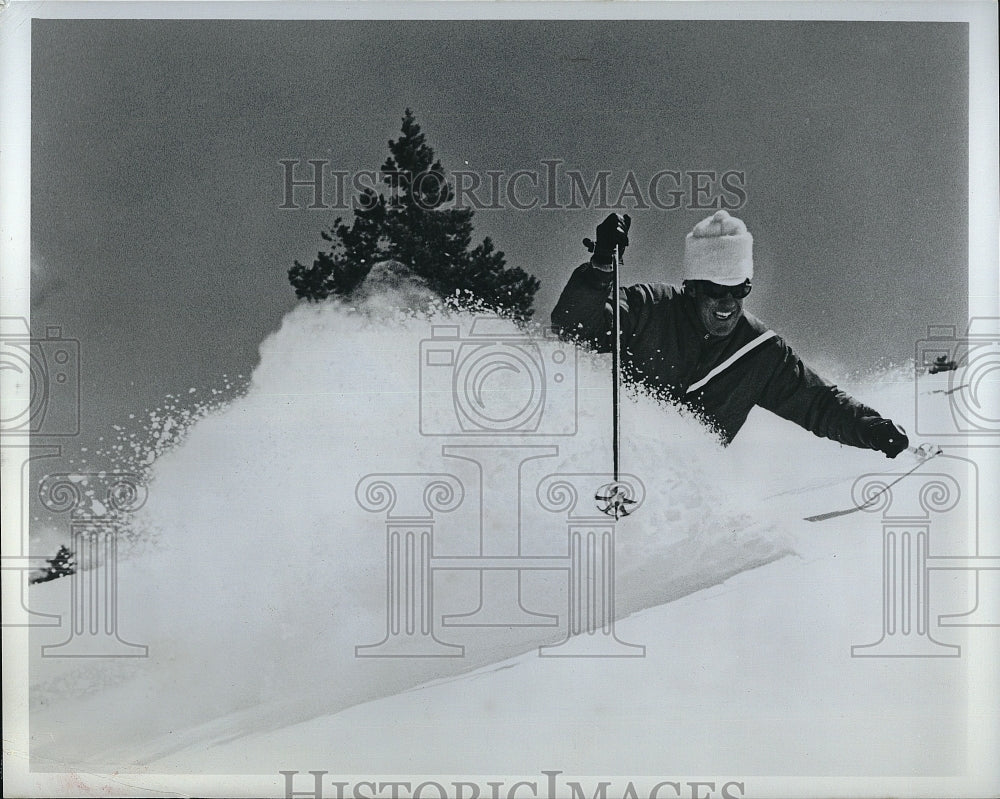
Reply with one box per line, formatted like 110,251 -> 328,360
552,210 -> 909,457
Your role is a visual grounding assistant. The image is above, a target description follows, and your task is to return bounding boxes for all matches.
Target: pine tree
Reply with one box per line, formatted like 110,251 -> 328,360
288,110 -> 540,319
30,544 -> 77,584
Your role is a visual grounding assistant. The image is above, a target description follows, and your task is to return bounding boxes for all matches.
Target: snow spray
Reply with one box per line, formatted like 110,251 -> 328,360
29,272 -> 919,767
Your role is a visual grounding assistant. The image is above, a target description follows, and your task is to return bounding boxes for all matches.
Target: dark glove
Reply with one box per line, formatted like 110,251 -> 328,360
593,213 -> 631,264
862,417 -> 909,459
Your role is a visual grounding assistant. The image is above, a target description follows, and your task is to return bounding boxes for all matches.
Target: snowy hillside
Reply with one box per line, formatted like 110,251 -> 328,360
24,292 -> 999,797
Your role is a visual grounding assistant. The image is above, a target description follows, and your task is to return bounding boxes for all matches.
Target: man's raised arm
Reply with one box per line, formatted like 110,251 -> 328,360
551,213 -> 631,351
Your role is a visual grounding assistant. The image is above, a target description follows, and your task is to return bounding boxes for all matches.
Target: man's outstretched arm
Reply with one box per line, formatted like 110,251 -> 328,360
757,339 -> 909,457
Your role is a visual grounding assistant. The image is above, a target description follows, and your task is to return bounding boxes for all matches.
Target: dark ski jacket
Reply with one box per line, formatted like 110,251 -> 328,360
551,261 -> 881,448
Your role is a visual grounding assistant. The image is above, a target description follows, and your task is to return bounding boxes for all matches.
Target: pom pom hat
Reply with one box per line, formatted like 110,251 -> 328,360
682,210 -> 753,286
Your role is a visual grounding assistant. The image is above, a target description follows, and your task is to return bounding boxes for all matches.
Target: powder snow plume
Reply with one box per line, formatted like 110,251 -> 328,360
28,271 -> 918,770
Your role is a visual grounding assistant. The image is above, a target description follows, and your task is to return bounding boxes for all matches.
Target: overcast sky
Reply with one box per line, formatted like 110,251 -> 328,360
30,19 -> 968,457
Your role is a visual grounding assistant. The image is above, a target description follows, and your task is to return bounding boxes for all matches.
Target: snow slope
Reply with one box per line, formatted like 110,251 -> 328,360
24,291 -> 998,795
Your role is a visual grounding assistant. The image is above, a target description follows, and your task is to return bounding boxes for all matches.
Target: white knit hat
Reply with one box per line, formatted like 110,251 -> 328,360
683,210 -> 753,285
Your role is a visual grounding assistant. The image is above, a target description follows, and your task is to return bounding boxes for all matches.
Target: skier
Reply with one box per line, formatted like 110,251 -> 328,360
928,354 -> 958,374
552,210 -> 909,457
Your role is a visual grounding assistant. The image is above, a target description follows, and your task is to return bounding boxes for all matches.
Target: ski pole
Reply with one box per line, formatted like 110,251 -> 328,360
594,242 -> 635,519
611,243 -> 621,485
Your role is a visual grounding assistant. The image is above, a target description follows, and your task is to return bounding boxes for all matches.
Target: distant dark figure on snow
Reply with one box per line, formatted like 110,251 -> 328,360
552,210 -> 908,457
928,354 -> 958,374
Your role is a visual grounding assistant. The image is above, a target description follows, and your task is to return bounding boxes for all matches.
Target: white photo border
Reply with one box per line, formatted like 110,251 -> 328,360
2,2 -> 997,797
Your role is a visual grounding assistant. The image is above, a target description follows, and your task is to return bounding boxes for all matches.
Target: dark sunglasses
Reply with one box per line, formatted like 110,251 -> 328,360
695,280 -> 752,300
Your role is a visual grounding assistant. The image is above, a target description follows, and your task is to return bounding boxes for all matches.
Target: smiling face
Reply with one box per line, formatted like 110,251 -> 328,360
688,280 -> 751,337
